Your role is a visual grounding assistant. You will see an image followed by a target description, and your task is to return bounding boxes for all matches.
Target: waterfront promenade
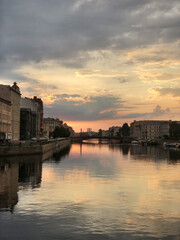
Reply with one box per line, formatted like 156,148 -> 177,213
0,138 -> 71,160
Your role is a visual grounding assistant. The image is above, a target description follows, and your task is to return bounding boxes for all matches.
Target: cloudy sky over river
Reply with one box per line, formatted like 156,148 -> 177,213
1,0 -> 180,130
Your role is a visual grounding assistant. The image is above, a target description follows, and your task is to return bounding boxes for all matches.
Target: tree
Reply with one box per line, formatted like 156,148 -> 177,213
53,126 -> 70,138
117,127 -> 122,137
169,122 -> 180,140
98,129 -> 102,137
121,123 -> 130,137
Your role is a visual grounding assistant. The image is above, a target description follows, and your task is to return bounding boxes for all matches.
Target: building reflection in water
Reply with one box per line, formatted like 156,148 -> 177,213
51,146 -> 71,162
18,159 -> 42,190
107,142 -> 180,163
0,155 -> 43,212
0,145 -> 72,212
82,139 -> 180,163
0,161 -> 18,212
130,145 -> 180,163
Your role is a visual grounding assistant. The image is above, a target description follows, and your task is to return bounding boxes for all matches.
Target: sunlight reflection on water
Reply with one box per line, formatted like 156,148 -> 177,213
0,142 -> 180,240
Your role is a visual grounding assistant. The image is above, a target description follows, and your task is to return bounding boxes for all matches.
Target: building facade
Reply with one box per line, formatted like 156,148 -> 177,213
101,130 -> 110,138
43,118 -> 63,138
0,97 -> 11,140
20,98 -> 40,140
63,123 -> 74,136
130,120 -> 170,140
32,96 -> 43,136
169,121 -> 180,140
11,83 -> 21,141
0,82 -> 21,141
109,126 -> 121,137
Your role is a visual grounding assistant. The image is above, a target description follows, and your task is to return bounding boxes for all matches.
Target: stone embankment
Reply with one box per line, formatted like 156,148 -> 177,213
0,138 -> 71,161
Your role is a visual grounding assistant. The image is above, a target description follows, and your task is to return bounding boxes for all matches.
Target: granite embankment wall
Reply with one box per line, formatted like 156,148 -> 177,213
0,138 -> 71,160
41,138 -> 71,161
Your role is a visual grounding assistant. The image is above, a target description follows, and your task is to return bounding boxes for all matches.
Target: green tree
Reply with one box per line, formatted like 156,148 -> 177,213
121,123 -> 130,136
53,126 -> 70,138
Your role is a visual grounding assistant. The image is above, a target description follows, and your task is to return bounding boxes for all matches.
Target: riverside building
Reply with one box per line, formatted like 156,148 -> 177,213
43,118 -> 63,138
0,82 -> 21,141
130,120 -> 170,140
20,98 -> 41,140
32,96 -> 43,136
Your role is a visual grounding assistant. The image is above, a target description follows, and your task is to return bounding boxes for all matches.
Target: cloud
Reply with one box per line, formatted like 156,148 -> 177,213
120,112 -> 148,119
126,44 -> 180,67
153,88 -> 180,97
52,94 -> 86,104
0,0 -> 179,126
113,77 -> 128,83
0,59 -> 57,93
1,0 -> 179,70
55,94 -> 81,98
150,105 -> 170,117
75,70 -> 126,79
44,89 -> 171,122
75,69 -> 100,77
44,94 -> 125,121
120,105 -> 170,119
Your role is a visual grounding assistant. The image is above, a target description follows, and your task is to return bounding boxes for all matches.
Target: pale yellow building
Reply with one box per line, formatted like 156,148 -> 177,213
0,97 -> 11,139
43,118 -> 63,138
0,82 -> 21,141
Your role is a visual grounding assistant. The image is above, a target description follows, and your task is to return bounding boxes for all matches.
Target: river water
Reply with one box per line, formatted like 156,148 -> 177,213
0,140 -> 180,240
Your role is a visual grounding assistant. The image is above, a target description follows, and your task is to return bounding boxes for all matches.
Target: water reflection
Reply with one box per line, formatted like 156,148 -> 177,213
0,161 -> 18,212
0,146 -> 72,212
0,143 -> 180,240
0,155 -> 43,212
19,160 -> 42,189
51,145 -> 71,162
129,145 -> 180,163
82,140 -> 180,162
105,142 -> 180,163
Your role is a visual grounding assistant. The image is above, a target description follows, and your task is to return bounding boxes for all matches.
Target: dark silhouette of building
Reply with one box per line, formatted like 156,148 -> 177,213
20,108 -> 37,140
0,162 -> 18,211
20,97 -> 44,140
32,96 -> 43,136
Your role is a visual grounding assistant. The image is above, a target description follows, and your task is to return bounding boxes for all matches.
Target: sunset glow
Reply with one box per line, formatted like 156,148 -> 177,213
1,0 -> 179,131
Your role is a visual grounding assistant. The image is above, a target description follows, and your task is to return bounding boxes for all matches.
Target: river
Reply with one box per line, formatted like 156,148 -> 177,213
0,140 -> 180,240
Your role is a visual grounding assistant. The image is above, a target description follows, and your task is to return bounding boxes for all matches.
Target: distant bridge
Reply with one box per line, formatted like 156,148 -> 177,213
72,136 -> 120,142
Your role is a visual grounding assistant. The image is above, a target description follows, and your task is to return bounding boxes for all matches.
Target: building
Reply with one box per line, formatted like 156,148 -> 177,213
43,118 -> 63,138
20,98 -> 40,140
169,121 -> 180,140
32,96 -> 43,136
0,82 -> 21,141
109,126 -> 121,137
0,96 -> 11,140
63,123 -> 74,136
101,130 -> 110,138
10,83 -> 21,141
87,128 -> 92,133
130,120 -> 170,140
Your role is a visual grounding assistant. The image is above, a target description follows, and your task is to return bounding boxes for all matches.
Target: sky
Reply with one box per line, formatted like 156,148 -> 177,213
0,0 -> 180,131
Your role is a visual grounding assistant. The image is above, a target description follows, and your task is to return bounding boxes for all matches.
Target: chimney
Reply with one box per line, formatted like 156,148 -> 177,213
12,82 -> 20,94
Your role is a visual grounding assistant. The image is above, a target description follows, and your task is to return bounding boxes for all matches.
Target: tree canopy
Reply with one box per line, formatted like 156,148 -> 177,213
53,126 -> 70,138
121,123 -> 130,137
